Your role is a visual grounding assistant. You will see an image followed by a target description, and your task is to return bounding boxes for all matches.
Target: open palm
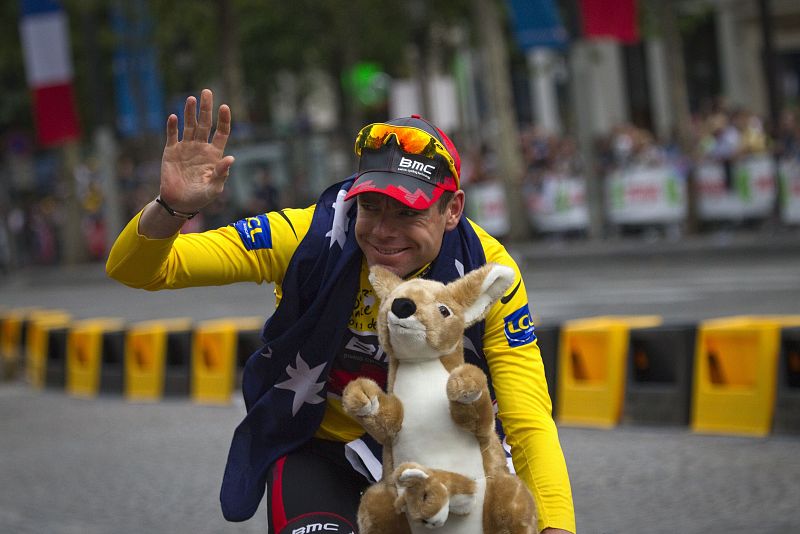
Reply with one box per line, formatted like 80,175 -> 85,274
159,89 -> 234,213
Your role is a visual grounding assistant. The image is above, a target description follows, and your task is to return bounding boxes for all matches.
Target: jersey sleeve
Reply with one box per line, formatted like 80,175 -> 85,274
106,206 -> 314,290
470,220 -> 576,533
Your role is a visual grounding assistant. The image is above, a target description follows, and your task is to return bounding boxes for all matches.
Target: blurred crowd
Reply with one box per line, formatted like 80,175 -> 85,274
2,101 -> 800,272
0,146 -> 289,272
463,102 -> 800,192
0,153 -> 159,271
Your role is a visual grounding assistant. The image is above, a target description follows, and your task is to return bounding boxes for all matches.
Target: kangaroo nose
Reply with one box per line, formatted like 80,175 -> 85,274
391,298 -> 416,319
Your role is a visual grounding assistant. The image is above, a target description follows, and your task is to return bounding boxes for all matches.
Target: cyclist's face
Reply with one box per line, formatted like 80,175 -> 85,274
355,192 -> 463,278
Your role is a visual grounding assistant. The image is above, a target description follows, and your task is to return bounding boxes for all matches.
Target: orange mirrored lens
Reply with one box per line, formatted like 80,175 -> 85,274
361,124 -> 429,154
358,124 -> 440,155
355,123 -> 459,183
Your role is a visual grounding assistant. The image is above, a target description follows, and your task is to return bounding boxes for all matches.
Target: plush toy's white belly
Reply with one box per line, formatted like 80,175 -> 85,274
393,360 -> 486,533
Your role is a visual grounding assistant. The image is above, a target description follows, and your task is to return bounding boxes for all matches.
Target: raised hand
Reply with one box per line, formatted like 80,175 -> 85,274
159,89 -> 234,213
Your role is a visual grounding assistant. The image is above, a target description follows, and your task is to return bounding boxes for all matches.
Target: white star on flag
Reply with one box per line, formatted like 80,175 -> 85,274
274,353 -> 327,416
260,346 -> 273,358
463,335 -> 482,359
455,259 -> 465,277
325,188 -> 353,249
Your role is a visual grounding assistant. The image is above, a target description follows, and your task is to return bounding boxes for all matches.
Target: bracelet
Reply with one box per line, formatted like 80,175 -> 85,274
155,196 -> 199,220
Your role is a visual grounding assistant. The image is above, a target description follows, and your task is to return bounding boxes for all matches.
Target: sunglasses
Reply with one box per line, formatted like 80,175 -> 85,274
354,123 -> 460,186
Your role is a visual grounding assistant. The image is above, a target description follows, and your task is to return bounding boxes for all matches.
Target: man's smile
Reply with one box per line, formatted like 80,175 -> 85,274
372,244 -> 409,256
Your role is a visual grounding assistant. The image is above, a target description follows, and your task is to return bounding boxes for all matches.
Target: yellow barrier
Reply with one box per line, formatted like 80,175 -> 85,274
623,324 -> 697,426
557,315 -> 662,428
66,318 -> 126,398
192,317 -> 263,404
1,307 -> 40,379
773,326 -> 800,434
25,310 -> 72,388
125,318 -> 193,401
534,324 -> 560,413
691,315 -> 800,437
235,318 -> 266,386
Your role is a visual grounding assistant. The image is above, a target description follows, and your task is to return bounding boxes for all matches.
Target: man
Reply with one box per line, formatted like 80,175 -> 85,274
107,89 -> 575,533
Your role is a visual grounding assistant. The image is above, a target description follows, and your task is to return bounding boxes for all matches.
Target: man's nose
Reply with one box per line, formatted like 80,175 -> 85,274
372,211 -> 398,237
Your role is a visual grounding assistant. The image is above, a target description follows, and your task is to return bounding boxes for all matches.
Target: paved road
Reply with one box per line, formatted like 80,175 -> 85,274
1,384 -> 798,534
2,230 -> 800,533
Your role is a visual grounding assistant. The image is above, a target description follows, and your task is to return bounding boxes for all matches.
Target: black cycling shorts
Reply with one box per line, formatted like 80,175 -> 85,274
266,438 -> 371,534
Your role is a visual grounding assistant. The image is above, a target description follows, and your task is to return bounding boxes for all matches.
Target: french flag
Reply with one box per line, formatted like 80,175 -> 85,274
19,0 -> 81,146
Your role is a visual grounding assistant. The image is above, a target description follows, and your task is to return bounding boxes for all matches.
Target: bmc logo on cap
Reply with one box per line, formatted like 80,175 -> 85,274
398,156 -> 435,179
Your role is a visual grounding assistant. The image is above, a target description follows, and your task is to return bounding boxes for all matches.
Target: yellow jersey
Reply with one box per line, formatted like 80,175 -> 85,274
107,206 -> 575,532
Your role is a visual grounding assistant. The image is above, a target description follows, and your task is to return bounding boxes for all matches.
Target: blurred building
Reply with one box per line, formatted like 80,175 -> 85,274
564,0 -> 800,143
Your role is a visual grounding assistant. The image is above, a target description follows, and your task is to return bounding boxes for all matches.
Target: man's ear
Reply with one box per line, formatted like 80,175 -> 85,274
369,265 -> 402,300
444,190 -> 465,231
448,264 -> 516,327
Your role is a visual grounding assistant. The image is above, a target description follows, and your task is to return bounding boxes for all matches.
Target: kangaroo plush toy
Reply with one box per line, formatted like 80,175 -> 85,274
342,264 -> 537,534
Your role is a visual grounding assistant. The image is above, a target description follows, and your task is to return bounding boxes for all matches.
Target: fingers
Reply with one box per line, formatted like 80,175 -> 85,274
195,88 -> 213,142
213,155 -> 235,182
183,95 -> 197,141
211,104 -> 232,151
165,114 -> 179,147
178,90 -> 230,148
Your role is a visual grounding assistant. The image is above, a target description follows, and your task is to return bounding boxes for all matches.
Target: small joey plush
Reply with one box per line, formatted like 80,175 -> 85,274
393,462 -> 478,529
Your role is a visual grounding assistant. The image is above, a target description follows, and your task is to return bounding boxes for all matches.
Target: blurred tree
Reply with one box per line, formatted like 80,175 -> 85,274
217,0 -> 249,125
235,0 -> 472,135
472,0 -> 528,241
65,0 -> 116,135
645,0 -> 697,234
238,0 -> 406,135
0,2 -> 31,134
150,1 -> 220,94
5,1 -> 475,141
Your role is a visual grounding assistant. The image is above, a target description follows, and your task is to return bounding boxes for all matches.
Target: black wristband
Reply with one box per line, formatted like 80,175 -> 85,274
155,196 -> 199,220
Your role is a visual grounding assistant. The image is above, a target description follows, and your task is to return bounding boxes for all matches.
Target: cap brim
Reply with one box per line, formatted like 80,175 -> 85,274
344,171 -> 445,209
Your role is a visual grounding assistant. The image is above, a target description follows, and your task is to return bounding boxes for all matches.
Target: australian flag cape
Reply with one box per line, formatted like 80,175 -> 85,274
220,177 -> 492,522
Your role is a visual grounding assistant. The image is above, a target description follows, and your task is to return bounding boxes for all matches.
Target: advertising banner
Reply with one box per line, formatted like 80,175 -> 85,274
779,158 -> 800,225
606,165 -> 686,225
525,174 -> 589,232
697,156 -> 776,221
465,181 -> 510,237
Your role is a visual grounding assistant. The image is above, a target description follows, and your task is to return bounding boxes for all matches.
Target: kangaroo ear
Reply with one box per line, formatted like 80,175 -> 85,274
449,264 -> 516,327
369,266 -> 402,300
